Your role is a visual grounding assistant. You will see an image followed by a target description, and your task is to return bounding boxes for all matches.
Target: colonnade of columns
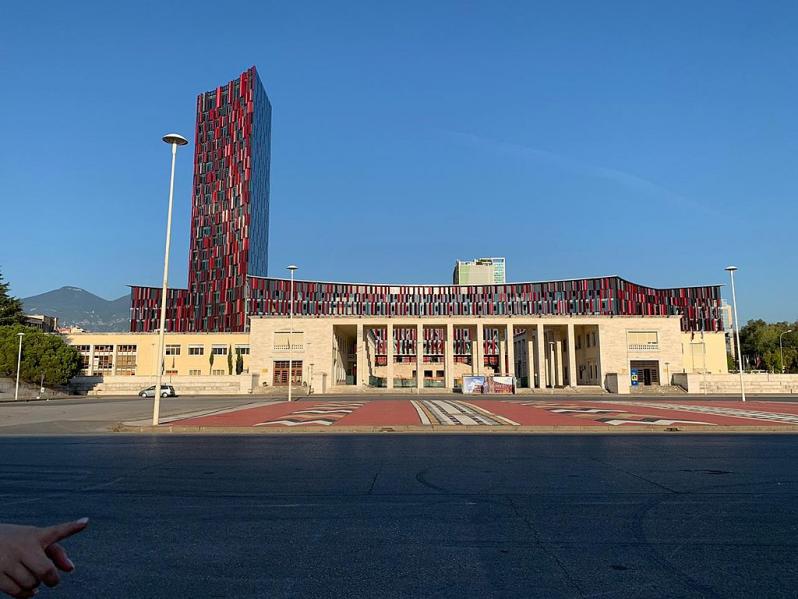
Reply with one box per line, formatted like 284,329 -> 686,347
350,321 -> 599,391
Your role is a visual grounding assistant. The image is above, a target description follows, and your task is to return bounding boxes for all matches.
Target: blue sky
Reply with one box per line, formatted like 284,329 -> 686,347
1,1 -> 796,323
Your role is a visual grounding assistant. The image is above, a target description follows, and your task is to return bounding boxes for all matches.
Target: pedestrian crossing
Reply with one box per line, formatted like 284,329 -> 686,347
411,400 -> 518,426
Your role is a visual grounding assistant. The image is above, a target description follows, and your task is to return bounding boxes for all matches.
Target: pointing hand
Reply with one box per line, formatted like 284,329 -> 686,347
0,518 -> 89,598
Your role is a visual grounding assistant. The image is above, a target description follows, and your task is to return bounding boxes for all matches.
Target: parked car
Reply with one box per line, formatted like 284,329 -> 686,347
139,385 -> 177,398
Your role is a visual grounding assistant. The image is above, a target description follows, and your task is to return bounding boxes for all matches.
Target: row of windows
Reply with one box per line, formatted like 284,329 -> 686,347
75,344 -> 137,355
165,344 -> 250,356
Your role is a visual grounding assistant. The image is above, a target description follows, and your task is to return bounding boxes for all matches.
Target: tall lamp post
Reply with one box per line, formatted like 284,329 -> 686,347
780,329 -> 793,374
287,265 -> 298,402
14,332 -> 24,401
725,266 -> 745,402
152,133 -> 189,426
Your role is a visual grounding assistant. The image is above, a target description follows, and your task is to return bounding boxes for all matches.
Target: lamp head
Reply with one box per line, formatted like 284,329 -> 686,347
287,265 -> 298,271
162,133 -> 189,146
725,265 -> 738,272
17,332 -> 24,337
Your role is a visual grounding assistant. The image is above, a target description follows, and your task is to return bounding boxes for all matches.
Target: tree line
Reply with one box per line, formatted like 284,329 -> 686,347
738,319 -> 797,373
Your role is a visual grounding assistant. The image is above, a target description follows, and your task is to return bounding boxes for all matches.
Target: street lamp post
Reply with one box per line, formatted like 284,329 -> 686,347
14,332 -> 24,401
152,133 -> 188,426
780,329 -> 793,374
725,266 -> 746,402
287,265 -> 298,402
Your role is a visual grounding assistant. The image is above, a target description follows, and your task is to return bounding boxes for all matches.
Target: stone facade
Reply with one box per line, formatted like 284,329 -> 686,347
66,315 -> 729,395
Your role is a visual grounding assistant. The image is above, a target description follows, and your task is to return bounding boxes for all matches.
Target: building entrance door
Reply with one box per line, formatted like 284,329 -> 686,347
630,360 -> 659,386
273,360 -> 303,386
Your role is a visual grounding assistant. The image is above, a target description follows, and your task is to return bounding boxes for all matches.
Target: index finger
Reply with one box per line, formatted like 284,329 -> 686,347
38,518 -> 89,546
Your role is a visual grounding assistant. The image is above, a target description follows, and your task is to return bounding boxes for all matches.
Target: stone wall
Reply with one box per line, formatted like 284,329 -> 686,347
673,373 -> 798,394
69,375 -> 252,396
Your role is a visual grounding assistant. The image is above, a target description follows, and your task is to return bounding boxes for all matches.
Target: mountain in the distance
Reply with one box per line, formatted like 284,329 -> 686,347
22,287 -> 130,332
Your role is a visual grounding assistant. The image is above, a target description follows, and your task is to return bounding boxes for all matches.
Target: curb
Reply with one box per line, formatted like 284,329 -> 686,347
114,423 -> 798,435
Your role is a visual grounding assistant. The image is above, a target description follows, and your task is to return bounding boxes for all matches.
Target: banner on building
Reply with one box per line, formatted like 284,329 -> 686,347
462,376 -> 486,394
488,376 -> 515,394
462,375 -> 515,394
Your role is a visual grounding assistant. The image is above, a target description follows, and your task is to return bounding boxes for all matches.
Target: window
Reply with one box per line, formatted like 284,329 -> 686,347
436,370 -> 445,378
93,355 -> 113,373
188,345 -> 204,356
212,369 -> 226,376
165,345 -> 181,356
116,354 -> 136,375
274,332 -> 304,350
211,346 -> 228,355
165,370 -> 178,376
628,331 -> 658,351
235,345 -> 250,355
118,345 -> 136,353
189,369 -> 201,376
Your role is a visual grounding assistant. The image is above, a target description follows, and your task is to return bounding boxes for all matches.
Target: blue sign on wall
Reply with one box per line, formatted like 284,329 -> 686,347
630,368 -> 639,386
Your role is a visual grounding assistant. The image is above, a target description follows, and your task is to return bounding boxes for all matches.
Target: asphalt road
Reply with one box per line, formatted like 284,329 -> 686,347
2,435 -> 797,598
0,396 -> 262,434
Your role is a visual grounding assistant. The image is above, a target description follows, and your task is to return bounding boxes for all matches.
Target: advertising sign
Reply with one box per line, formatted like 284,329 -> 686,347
462,375 -> 486,394
488,376 -> 516,394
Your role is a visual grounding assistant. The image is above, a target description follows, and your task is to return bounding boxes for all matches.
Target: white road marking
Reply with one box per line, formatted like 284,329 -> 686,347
411,401 -> 432,425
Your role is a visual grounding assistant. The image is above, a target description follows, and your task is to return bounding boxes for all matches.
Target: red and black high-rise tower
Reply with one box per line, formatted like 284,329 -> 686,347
130,66 -> 271,333
188,66 -> 271,332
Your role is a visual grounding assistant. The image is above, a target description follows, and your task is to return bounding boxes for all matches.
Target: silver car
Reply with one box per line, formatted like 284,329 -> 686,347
138,385 -> 177,398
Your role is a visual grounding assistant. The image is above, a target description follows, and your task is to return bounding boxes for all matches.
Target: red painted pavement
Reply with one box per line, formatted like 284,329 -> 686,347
586,401 -> 771,426
174,402 -> 324,427
164,399 -> 798,428
335,400 -> 420,426
468,400 -> 605,426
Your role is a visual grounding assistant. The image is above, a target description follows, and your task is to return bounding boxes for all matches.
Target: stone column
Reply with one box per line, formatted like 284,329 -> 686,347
526,328 -> 535,388
536,324 -> 546,388
88,345 -> 95,376
416,323 -> 423,389
111,344 -> 118,376
498,333 -> 506,375
596,325 -> 605,389
505,323 -> 515,378
555,339 -> 564,387
386,322 -> 394,389
476,324 -> 484,376
356,323 -> 365,388
567,322 -> 577,387
445,322 -> 454,390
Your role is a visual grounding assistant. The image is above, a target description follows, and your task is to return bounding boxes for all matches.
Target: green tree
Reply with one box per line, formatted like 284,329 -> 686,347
0,271 -> 24,327
227,345 -> 233,375
0,325 -> 81,386
738,319 -> 798,373
235,351 -> 244,375
209,351 -> 214,375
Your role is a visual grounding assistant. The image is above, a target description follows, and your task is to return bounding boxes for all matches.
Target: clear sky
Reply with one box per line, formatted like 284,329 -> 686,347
1,1 -> 796,323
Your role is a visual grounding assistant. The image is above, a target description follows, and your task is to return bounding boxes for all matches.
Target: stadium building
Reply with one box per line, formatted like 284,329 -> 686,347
67,67 -> 728,395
